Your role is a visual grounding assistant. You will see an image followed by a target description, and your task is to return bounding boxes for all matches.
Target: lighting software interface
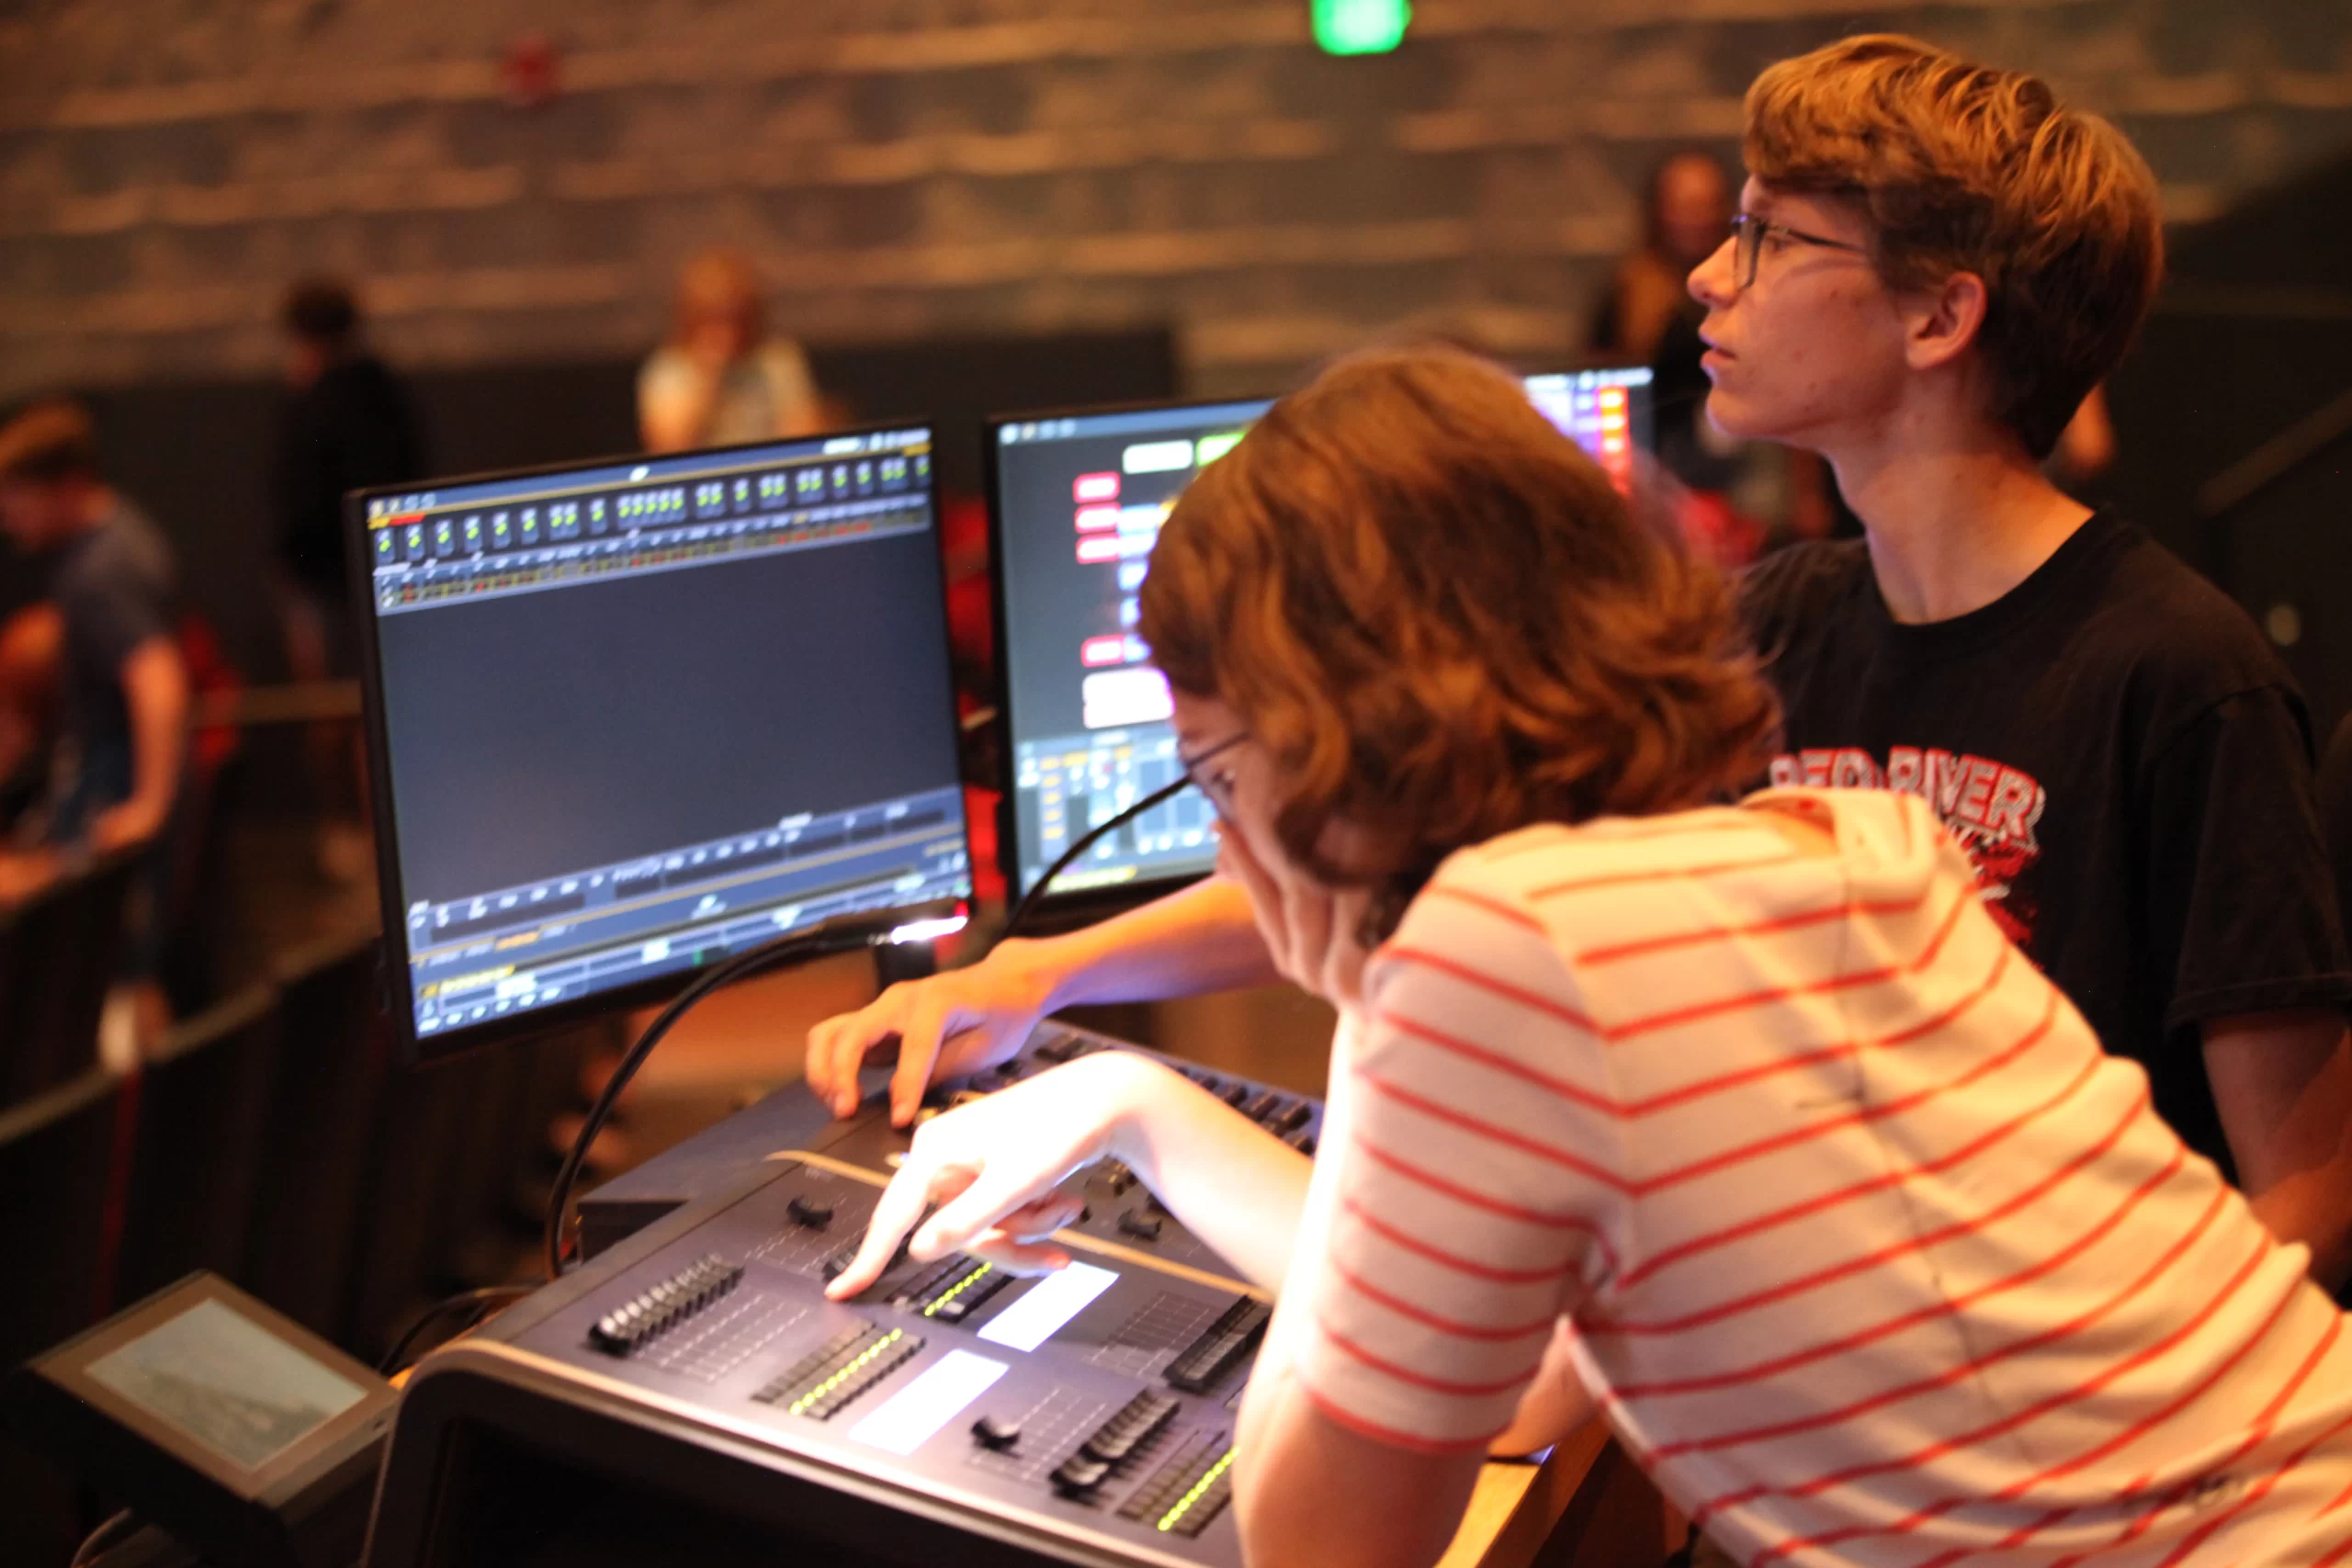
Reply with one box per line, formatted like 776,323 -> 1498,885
362,429 -> 970,1047
993,367 -> 1654,901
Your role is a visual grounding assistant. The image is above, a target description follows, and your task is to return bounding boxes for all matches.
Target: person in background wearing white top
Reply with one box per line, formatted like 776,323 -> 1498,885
826,347 -> 2352,1568
637,249 -> 822,453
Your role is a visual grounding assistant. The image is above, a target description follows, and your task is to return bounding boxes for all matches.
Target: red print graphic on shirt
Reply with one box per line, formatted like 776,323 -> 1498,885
1767,747 -> 2048,948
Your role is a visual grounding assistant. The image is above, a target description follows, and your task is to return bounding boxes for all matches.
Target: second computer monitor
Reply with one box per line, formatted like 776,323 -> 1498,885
989,366 -> 1655,906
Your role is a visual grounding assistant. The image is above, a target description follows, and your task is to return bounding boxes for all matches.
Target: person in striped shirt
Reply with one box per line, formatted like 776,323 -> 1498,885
828,346 -> 2352,1567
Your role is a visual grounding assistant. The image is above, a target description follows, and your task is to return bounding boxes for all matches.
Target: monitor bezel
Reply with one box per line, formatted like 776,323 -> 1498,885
980,394 -> 1278,923
346,424 -> 973,1068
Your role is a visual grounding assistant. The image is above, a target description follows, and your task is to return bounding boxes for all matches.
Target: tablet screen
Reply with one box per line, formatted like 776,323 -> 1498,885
86,1299 -> 369,1472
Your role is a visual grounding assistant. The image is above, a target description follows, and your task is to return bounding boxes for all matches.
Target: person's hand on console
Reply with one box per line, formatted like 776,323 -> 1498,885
804,939 -> 1064,1126
823,1051 -> 1177,1299
806,879 -> 1282,1127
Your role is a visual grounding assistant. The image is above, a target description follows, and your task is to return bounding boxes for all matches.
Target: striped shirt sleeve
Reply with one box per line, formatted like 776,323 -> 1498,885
1286,856 -> 1627,1451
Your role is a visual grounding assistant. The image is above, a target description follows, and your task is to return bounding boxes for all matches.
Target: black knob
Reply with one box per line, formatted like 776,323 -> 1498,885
1118,1212 -> 1164,1242
972,1414 -> 1022,1450
787,1194 -> 835,1229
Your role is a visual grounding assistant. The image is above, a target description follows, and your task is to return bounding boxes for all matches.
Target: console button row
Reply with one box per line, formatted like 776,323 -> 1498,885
1241,1090 -> 1313,1134
898,1256 -> 1011,1324
1164,1295 -> 1272,1393
588,1254 -> 742,1356
1029,1031 -> 1093,1064
752,1321 -> 924,1420
1120,1438 -> 1238,1538
1051,1389 -> 1182,1497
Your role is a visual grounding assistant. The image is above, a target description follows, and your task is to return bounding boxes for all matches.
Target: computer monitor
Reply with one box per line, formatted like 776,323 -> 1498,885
986,367 -> 1655,908
351,427 -> 973,1065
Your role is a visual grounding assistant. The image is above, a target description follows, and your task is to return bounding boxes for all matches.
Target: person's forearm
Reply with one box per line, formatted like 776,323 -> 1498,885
107,638 -> 187,843
1021,875 -> 1279,1010
2204,1010 -> 2352,1294
2251,1174 -> 2352,1294
1234,1328 -> 1483,1568
1105,1055 -> 1308,1291
1487,1321 -> 1599,1456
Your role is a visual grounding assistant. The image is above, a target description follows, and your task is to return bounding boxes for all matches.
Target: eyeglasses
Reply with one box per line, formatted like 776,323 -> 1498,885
1177,732 -> 1249,818
1730,212 -> 1869,290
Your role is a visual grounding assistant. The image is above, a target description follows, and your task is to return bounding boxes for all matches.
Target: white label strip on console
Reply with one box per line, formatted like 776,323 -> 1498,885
848,1349 -> 1009,1456
976,1261 -> 1118,1353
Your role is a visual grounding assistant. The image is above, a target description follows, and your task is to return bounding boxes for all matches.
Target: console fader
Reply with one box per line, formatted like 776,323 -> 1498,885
367,1024 -> 1324,1568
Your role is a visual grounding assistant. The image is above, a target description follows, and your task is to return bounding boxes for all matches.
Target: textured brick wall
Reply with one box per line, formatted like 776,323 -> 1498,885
3,0 -> 2349,400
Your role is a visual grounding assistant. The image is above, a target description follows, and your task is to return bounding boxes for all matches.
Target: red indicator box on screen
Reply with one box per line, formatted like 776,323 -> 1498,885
1080,636 -> 1128,667
1076,535 -> 1123,564
1075,505 -> 1120,533
1075,473 -> 1121,503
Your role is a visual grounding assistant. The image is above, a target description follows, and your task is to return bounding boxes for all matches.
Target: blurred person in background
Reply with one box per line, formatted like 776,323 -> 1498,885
276,276 -> 423,881
0,597 -> 59,829
1591,151 -> 1828,565
1590,149 -> 1732,369
0,400 -> 187,1042
2051,382 -> 2119,494
639,249 -> 824,452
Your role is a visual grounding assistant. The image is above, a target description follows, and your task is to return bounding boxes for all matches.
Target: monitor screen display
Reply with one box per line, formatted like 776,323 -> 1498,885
354,428 -> 972,1062
989,368 -> 1654,905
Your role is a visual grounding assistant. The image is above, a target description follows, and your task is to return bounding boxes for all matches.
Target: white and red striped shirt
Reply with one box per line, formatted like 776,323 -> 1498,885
1283,788 -> 2352,1567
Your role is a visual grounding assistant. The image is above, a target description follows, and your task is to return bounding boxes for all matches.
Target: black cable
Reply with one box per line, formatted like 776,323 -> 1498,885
544,912 -> 907,1280
1001,773 -> 1192,940
379,1283 -> 540,1375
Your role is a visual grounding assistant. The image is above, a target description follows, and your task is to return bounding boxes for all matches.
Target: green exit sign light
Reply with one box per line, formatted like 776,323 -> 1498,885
1313,0 -> 1409,55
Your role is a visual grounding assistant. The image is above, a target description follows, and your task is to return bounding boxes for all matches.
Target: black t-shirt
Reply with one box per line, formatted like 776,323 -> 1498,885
275,354 -> 424,595
1740,512 -> 2352,1179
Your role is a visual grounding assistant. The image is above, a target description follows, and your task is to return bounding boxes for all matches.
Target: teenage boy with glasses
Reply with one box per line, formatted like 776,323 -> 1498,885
1713,35 -> 2352,1293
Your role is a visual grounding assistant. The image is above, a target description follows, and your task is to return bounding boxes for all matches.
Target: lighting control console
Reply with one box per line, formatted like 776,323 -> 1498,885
367,1023 -> 1322,1567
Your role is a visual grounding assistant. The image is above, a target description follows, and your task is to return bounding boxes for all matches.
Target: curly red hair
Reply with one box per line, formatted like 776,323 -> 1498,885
1138,346 -> 1780,939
